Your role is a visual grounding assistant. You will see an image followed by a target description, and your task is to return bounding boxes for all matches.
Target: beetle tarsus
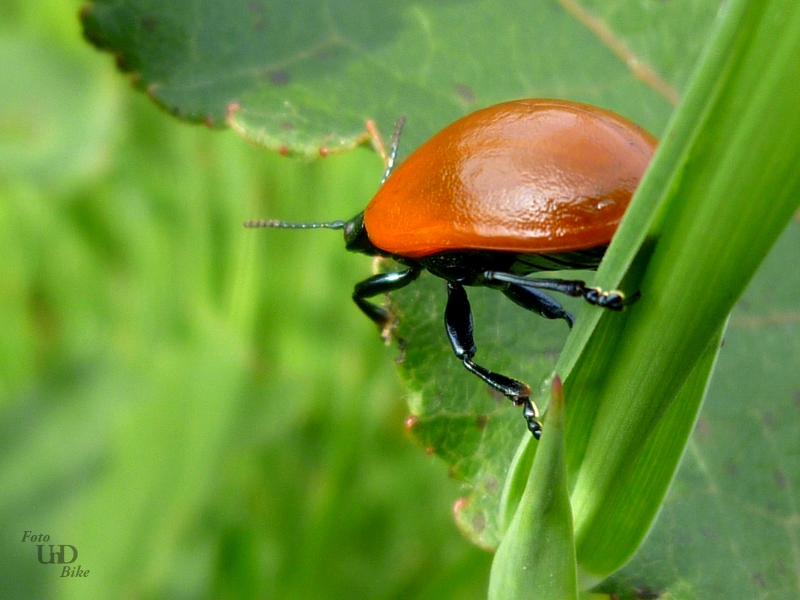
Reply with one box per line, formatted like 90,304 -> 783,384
466,359 -> 542,438
522,399 -> 543,439
583,286 -> 625,310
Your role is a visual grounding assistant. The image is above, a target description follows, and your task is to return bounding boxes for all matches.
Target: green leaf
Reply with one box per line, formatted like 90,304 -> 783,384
79,0 -> 723,157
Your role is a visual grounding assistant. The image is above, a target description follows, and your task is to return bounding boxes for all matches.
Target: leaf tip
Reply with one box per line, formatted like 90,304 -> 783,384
546,374 -> 566,430
552,374 -> 564,404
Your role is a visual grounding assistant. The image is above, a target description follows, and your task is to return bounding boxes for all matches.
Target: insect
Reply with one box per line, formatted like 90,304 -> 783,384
246,99 -> 657,438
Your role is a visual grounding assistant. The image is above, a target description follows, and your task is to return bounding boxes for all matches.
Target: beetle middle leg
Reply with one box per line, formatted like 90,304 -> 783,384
482,271 -> 637,311
445,281 -> 542,438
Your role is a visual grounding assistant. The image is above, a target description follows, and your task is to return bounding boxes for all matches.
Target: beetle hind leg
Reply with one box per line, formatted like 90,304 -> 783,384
445,281 -> 543,438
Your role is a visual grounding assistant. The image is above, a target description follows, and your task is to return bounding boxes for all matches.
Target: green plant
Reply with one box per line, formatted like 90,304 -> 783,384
3,0 -> 798,598
82,0 -> 800,596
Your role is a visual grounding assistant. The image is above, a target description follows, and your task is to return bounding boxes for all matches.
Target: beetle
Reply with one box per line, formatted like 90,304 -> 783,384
246,99 -> 657,438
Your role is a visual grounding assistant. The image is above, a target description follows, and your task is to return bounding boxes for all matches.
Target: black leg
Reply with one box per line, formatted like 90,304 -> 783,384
444,282 -> 542,438
482,271 -> 637,311
499,282 -> 575,328
353,268 -> 421,328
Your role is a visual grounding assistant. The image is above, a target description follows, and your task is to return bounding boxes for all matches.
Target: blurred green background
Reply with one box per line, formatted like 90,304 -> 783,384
0,2 -> 492,598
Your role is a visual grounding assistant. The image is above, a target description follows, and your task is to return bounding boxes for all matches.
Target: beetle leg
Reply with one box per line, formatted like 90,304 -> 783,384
353,268 -> 421,330
497,282 -> 575,328
483,271 -> 637,311
445,281 -> 542,438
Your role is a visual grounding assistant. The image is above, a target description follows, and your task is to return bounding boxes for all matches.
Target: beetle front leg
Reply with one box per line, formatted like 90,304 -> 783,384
353,268 -> 421,331
444,281 -> 542,438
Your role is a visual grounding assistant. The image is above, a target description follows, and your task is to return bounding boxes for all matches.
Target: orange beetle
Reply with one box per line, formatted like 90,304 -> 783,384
247,99 -> 657,438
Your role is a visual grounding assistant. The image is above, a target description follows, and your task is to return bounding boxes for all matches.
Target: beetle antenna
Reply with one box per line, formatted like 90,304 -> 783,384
243,219 -> 346,230
381,115 -> 406,185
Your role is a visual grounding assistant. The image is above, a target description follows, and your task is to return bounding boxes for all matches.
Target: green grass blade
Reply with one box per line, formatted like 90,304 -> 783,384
489,378 -> 577,600
546,0 -> 800,580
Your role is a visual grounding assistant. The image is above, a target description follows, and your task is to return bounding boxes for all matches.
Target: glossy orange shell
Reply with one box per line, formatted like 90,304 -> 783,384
364,99 -> 657,258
